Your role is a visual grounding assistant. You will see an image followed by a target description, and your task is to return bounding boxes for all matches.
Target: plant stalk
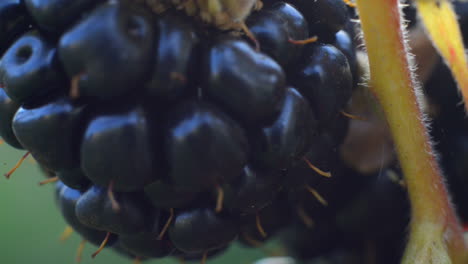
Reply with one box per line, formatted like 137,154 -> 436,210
354,0 -> 467,263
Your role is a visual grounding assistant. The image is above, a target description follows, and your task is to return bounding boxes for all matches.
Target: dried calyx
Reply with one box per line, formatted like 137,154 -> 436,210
137,0 -> 263,29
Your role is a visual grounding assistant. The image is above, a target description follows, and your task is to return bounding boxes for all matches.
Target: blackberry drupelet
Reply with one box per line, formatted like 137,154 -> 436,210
80,105 -> 158,192
168,206 -> 240,254
0,31 -> 65,104
12,97 -> 85,171
58,2 -> 156,99
203,38 -> 286,125
164,100 -> 249,191
56,183 -> 119,247
0,0 -> 359,262
246,2 -> 308,67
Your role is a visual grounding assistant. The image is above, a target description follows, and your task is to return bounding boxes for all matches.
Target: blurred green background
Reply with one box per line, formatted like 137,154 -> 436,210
0,145 -> 273,264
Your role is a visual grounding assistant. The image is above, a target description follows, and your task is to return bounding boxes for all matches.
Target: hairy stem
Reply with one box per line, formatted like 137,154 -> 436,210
355,0 -> 467,263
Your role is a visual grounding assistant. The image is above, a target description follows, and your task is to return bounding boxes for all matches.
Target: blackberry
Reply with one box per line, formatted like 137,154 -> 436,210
0,0 -> 359,262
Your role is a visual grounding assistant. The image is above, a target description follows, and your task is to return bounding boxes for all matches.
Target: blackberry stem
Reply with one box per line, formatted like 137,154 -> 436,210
355,0 -> 467,263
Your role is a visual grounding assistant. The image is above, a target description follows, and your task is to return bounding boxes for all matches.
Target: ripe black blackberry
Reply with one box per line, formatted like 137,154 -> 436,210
0,0 -> 358,262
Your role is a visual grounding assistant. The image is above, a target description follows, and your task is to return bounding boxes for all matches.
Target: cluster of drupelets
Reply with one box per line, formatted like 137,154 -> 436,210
3,0 -> 466,264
